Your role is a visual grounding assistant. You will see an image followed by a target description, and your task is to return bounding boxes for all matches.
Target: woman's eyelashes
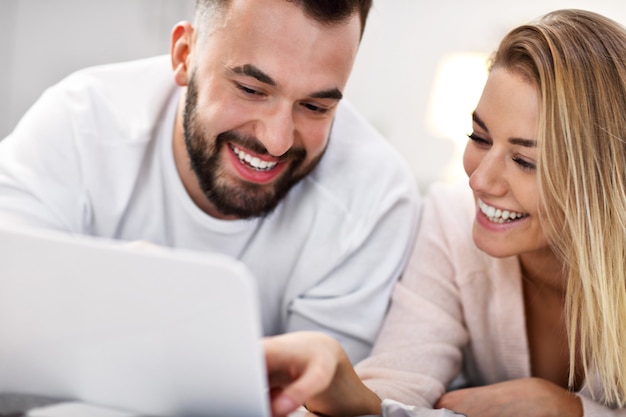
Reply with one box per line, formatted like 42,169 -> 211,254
512,156 -> 536,171
467,132 -> 490,146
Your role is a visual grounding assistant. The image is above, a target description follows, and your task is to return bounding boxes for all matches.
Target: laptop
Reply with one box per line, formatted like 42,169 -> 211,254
0,226 -> 271,417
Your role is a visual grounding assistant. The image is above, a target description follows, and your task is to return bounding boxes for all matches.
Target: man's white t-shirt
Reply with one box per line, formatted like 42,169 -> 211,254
0,55 -> 420,362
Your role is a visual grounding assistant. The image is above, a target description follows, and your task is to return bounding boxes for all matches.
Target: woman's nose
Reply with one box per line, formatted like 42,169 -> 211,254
468,152 -> 508,196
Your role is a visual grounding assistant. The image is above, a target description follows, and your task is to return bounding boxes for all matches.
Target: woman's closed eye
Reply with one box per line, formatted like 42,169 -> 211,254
467,132 -> 491,147
512,156 -> 536,171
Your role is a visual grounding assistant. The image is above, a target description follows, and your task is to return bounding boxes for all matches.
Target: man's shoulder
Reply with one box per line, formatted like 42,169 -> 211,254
45,55 -> 177,138
64,55 -> 173,84
329,100 -> 399,157
312,100 -> 417,196
294,100 -> 418,224
51,55 -> 175,110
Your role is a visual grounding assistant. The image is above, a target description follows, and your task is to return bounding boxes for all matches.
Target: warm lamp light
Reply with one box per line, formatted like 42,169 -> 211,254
425,52 -> 490,181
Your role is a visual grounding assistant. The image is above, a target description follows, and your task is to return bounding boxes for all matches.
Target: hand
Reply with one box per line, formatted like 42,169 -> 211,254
435,377 -> 583,417
263,331 -> 382,417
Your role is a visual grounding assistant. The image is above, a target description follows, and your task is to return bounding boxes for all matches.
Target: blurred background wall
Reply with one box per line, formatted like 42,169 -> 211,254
2,0 -> 626,191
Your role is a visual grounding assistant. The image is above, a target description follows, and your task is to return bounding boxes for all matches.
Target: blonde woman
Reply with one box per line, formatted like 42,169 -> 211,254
263,9 -> 626,417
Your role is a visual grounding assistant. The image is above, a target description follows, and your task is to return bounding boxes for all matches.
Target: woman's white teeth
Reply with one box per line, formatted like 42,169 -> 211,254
478,199 -> 527,223
232,145 -> 277,171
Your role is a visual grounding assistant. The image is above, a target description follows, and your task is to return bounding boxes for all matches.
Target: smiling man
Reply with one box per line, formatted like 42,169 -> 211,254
0,0 -> 420,362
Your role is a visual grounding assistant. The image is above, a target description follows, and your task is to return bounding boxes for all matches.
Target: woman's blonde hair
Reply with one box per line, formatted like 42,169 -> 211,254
491,9 -> 626,407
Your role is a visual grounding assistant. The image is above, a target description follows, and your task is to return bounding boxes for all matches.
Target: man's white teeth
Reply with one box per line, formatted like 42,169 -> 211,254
232,145 -> 277,171
478,199 -> 527,224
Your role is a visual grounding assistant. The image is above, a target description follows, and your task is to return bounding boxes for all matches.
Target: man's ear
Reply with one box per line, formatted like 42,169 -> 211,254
171,21 -> 195,86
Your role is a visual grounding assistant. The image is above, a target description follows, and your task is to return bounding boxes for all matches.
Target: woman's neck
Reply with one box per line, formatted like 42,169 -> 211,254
518,248 -> 566,294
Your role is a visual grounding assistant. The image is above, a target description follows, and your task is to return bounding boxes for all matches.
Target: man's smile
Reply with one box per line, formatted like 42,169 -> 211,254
230,144 -> 278,171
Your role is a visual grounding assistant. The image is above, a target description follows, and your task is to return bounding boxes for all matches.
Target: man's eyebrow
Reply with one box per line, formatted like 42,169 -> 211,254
472,111 -> 536,148
230,64 -> 276,86
309,88 -> 343,101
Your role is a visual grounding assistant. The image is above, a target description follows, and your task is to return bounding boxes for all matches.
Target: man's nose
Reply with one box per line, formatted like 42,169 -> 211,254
257,104 -> 295,157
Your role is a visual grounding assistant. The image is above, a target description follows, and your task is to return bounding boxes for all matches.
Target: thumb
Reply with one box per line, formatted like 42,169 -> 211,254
271,392 -> 301,417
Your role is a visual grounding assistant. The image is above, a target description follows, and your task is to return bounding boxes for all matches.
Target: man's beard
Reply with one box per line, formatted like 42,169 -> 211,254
182,72 -> 327,219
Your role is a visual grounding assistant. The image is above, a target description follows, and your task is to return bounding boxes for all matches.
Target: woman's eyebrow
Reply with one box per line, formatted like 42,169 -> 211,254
509,137 -> 537,147
472,111 -> 488,131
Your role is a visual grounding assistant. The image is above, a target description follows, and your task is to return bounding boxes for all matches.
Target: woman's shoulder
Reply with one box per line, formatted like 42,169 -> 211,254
422,180 -> 475,229
408,180 -> 478,270
419,180 -> 519,276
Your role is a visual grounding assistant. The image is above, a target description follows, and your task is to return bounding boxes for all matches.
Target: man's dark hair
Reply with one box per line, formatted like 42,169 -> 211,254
195,0 -> 373,38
